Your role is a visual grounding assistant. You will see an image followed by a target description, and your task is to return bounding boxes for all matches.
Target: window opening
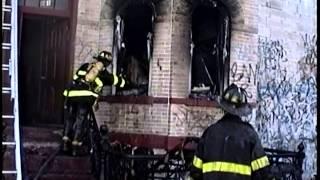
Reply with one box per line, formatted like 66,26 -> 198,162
22,0 -> 68,9
190,2 -> 230,98
114,2 -> 154,96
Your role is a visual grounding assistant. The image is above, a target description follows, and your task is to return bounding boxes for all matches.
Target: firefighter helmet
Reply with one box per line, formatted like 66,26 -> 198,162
216,83 -> 252,116
93,51 -> 112,66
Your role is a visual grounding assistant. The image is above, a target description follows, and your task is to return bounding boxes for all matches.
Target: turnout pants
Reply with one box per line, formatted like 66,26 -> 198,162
63,96 -> 95,146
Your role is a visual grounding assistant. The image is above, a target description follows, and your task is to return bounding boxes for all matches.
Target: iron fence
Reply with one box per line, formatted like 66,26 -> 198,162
99,137 -> 306,180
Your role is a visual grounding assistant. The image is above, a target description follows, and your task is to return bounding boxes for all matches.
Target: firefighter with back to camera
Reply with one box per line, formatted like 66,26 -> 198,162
62,51 -> 128,156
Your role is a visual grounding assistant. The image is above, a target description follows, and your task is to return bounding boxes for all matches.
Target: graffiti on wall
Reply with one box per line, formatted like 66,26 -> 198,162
230,62 -> 257,98
172,105 -> 223,136
301,33 -> 317,65
230,63 -> 257,85
105,103 -> 223,136
252,35 -> 317,178
230,42 -> 260,98
74,38 -> 98,69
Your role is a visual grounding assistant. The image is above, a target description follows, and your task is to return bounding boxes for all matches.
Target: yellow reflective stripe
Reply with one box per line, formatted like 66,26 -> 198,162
192,156 -> 203,169
73,74 -> 79,80
63,90 -> 98,97
251,156 -> 270,171
63,90 -> 68,96
95,77 -> 103,87
112,74 -> 119,85
94,87 -> 102,93
202,161 -> 251,176
120,77 -> 125,88
78,70 -> 87,76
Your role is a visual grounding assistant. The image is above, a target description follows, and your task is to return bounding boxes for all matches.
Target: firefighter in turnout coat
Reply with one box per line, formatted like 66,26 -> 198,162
190,84 -> 270,180
62,51 -> 126,155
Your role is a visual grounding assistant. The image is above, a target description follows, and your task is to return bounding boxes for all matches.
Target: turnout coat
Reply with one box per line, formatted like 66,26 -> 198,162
191,113 -> 270,180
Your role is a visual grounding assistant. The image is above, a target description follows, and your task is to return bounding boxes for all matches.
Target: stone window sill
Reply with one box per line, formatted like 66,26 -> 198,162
100,95 -> 219,107
100,95 -> 257,107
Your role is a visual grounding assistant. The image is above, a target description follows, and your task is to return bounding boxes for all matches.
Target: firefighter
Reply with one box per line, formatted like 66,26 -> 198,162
61,50 -> 127,155
190,84 -> 270,180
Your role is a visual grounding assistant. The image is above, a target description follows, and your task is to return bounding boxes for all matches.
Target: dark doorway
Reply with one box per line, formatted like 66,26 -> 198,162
19,14 -> 70,126
191,2 -> 230,96
114,2 -> 154,96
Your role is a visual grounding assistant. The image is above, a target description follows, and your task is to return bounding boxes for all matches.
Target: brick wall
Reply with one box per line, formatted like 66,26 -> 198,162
95,102 -> 224,137
228,0 -> 259,102
252,0 -> 317,178
73,0 -> 317,177
90,0 -> 233,138
170,1 -> 191,98
73,0 -> 103,72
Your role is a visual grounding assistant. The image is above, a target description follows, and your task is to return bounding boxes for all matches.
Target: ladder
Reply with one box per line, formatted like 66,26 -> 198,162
2,0 -> 22,179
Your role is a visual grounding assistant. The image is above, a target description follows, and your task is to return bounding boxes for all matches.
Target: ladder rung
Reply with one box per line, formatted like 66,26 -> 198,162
2,142 -> 16,146
2,8 -> 11,12
2,115 -> 14,118
2,170 -> 17,174
2,43 -> 11,50
2,43 -> 11,47
3,5 -> 12,12
2,64 -> 9,70
2,23 -> 11,30
2,26 -> 11,30
2,87 -> 11,94
3,5 -> 12,9
3,23 -> 12,27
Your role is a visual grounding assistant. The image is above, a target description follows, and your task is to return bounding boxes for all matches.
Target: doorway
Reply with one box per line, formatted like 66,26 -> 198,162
19,14 -> 71,126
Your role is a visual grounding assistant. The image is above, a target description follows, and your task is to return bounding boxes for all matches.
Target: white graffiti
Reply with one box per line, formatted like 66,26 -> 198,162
249,36 -> 317,178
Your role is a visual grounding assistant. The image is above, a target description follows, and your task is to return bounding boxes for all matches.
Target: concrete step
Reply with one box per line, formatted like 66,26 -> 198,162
15,127 -> 96,179
25,154 -> 92,174
21,126 -> 63,143
28,173 -> 95,180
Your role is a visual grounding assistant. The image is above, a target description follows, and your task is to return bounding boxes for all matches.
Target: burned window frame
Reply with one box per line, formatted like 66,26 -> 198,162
111,1 -> 156,96
189,1 -> 231,97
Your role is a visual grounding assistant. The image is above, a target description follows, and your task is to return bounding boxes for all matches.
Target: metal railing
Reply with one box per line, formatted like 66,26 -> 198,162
100,137 -> 305,180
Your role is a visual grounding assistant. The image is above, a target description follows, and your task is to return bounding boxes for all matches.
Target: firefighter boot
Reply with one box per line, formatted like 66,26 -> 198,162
62,102 -> 76,153
71,140 -> 83,156
62,136 -> 71,153
72,104 -> 88,156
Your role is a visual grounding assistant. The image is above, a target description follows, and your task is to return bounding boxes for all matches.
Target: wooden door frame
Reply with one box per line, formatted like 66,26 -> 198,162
68,0 -> 78,81
18,0 -> 79,126
19,0 -> 78,83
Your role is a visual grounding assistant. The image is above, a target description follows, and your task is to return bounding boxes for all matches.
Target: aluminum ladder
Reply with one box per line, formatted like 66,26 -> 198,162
2,0 -> 22,179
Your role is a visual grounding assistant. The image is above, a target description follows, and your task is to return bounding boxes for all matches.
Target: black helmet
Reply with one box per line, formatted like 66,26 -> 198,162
216,83 -> 252,116
93,51 -> 112,65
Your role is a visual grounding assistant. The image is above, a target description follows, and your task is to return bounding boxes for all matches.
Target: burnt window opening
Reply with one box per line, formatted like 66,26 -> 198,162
190,2 -> 230,98
114,3 -> 154,96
